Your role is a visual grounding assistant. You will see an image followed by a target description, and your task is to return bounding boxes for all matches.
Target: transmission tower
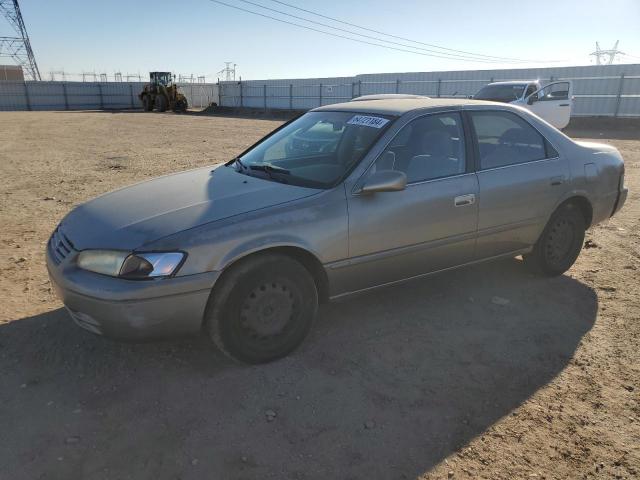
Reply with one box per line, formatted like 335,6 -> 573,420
217,62 -> 237,81
590,40 -> 623,65
0,0 -> 40,80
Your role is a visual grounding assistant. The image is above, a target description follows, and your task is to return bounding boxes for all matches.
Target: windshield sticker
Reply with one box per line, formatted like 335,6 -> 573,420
347,115 -> 390,129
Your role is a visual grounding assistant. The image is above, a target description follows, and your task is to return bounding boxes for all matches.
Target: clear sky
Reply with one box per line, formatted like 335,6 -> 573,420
8,0 -> 640,81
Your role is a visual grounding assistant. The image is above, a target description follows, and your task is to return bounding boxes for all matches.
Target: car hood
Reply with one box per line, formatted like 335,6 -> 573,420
60,165 -> 320,251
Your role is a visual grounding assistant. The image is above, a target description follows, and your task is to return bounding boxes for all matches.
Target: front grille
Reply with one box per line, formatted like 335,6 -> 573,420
48,226 -> 77,265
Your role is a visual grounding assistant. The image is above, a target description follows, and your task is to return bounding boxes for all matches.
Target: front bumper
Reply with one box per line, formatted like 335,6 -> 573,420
612,186 -> 628,217
46,248 -> 220,339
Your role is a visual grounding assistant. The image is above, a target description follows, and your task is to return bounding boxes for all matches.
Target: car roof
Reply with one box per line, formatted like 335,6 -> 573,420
312,97 -> 500,116
485,80 -> 539,86
350,94 -> 429,102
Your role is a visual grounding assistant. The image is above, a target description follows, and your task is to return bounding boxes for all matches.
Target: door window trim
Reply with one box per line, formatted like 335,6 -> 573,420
352,109 -> 473,194
463,109 -> 561,173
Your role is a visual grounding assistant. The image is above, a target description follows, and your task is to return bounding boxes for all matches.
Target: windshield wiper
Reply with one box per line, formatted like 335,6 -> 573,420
249,163 -> 291,175
231,157 -> 246,171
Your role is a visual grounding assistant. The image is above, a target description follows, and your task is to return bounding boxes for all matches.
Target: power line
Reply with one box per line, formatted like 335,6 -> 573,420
208,0 -> 530,63
267,0 -> 546,63
235,0 -> 527,63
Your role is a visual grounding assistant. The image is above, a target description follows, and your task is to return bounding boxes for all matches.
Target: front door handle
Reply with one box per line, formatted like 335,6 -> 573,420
454,194 -> 476,207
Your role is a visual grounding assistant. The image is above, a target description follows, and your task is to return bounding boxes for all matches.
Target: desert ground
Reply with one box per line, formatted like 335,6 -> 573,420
0,111 -> 638,480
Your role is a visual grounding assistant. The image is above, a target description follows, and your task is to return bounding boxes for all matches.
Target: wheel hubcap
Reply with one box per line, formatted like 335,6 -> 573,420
545,218 -> 574,263
240,283 -> 295,339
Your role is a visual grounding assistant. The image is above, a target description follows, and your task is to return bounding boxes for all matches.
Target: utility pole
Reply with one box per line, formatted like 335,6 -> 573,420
0,0 -> 41,80
590,40 -> 623,65
217,62 -> 237,81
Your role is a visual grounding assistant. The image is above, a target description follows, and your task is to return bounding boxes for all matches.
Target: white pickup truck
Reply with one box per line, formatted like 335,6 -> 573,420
473,80 -> 573,129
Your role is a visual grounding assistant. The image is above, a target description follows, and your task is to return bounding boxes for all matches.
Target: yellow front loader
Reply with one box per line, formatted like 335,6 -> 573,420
139,72 -> 188,112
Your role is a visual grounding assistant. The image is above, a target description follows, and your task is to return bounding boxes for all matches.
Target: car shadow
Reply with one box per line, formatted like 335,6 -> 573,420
565,117 -> 640,141
0,258 -> 597,480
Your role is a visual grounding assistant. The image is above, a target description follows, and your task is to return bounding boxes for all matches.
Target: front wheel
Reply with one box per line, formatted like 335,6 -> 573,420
173,98 -> 188,112
142,95 -> 153,111
205,253 -> 318,364
155,94 -> 168,112
523,203 -> 586,276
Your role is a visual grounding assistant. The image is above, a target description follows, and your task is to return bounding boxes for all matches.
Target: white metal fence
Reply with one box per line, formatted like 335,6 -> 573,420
2,64 -> 639,116
219,64 -> 640,117
0,81 -> 219,111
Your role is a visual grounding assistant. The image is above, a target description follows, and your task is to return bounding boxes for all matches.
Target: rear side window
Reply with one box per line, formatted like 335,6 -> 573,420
469,111 -> 552,170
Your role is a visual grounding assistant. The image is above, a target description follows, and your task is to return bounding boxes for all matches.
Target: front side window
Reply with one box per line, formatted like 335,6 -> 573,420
525,83 -> 538,98
237,111 -> 394,189
538,82 -> 570,101
470,111 -> 549,170
369,112 -> 467,183
474,84 -> 526,102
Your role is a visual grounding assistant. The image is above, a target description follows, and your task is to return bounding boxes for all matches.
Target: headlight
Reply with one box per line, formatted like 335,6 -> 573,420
77,250 -> 185,279
77,250 -> 129,277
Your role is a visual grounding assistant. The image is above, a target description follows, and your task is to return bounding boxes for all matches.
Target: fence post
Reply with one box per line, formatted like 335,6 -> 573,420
437,79 -> 441,98
614,73 -> 625,117
351,82 -> 355,99
263,84 -> 267,112
98,83 -> 104,109
62,82 -> 69,110
289,83 -> 293,110
396,79 -> 400,94
358,80 -> 362,97
23,81 -> 31,111
239,80 -> 243,108
319,83 -> 323,107
129,84 -> 135,109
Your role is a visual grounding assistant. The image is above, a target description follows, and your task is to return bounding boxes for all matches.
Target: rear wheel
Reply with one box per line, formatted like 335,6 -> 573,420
142,95 -> 153,111
523,203 -> 586,276
205,253 -> 318,364
155,94 -> 168,112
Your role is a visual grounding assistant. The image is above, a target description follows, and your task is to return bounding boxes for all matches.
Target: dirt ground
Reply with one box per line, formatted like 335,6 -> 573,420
0,111 -> 638,480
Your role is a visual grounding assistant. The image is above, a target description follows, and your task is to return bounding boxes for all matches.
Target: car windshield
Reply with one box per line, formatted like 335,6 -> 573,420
236,111 -> 394,189
474,84 -> 527,102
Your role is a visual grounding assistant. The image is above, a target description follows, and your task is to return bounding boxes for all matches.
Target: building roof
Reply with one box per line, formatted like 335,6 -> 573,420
313,97 -> 500,115
0,65 -> 24,81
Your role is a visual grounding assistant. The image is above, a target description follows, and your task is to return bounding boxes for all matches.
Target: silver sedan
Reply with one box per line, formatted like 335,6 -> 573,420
47,98 -> 628,363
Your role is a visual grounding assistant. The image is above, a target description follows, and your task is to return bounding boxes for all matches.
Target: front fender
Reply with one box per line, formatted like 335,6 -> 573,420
216,236 -> 324,272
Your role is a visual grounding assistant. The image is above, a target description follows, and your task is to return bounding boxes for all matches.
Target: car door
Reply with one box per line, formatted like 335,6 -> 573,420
468,109 -> 570,260
524,81 -> 572,129
334,112 -> 479,294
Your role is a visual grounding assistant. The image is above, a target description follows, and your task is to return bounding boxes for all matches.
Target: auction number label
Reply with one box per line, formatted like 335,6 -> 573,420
347,115 -> 390,129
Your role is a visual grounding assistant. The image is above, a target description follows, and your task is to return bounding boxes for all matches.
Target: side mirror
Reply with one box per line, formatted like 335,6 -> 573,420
360,170 -> 407,194
527,95 -> 537,105
467,95 -> 474,99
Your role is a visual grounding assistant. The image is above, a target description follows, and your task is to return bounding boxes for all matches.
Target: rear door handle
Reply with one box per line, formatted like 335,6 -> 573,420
454,194 -> 476,207
550,175 -> 565,186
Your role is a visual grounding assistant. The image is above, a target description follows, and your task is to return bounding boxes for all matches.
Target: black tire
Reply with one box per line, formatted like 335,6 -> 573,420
173,98 -> 188,113
142,95 -> 153,111
523,203 -> 586,276
155,94 -> 168,112
205,253 -> 318,364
